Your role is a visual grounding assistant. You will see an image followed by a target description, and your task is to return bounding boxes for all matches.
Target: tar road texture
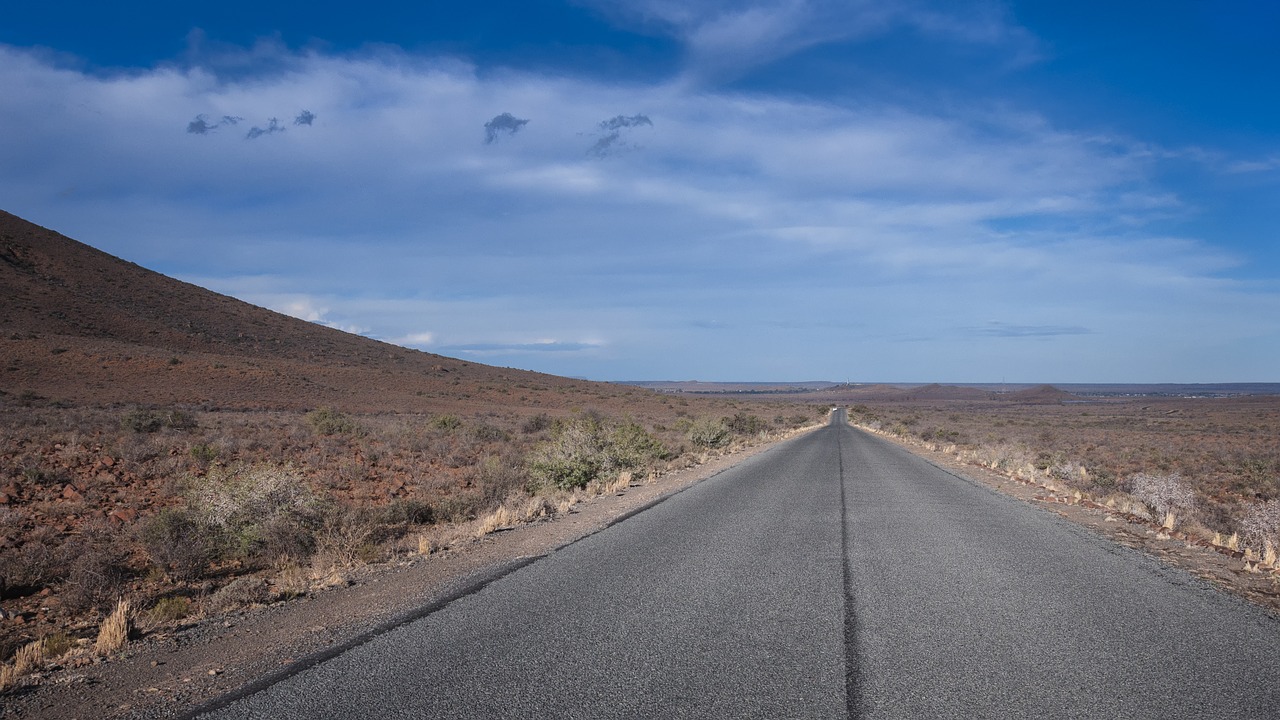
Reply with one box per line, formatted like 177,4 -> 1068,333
193,411 -> 1280,719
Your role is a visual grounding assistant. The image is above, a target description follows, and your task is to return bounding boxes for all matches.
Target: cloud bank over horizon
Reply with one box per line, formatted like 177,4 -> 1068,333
1,1 -> 1277,383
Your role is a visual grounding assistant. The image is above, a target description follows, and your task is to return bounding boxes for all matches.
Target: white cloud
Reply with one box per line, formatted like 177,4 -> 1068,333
1,36 -> 1277,381
579,0 -> 1039,83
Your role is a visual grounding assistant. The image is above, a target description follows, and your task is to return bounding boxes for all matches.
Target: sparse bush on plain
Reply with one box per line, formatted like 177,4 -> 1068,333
41,631 -> 76,659
61,547 -> 129,613
189,442 -> 218,464
208,577 -> 271,613
140,507 -> 218,580
687,417 -> 730,448
121,407 -> 196,433
1241,499 -> 1280,553
724,412 -> 768,436
189,464 -> 323,566
305,407 -> 364,436
521,413 -> 551,434
1127,472 -> 1196,521
526,416 -> 609,490
121,408 -> 164,433
147,596 -> 191,625
527,415 -> 668,490
431,414 -> 462,431
470,422 -> 509,442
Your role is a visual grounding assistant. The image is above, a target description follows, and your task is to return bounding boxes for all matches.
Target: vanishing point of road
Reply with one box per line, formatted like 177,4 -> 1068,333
195,411 -> 1280,719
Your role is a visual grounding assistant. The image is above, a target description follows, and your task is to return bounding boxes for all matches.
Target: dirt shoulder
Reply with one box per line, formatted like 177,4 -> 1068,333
860,425 -> 1280,616
2,429 -> 814,720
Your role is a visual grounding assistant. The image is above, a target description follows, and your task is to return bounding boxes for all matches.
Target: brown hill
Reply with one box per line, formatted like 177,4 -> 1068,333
0,210 -> 641,413
1002,384 -> 1078,403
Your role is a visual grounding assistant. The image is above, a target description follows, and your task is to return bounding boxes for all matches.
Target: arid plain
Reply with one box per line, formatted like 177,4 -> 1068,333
2,209 -> 1278,715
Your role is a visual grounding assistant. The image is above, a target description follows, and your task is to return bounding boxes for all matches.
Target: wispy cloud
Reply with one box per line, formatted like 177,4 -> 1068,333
187,114 -> 243,134
968,322 -> 1093,338
439,341 -> 603,355
246,117 -> 286,139
581,0 -> 1040,83
588,113 -> 652,156
484,112 -> 530,144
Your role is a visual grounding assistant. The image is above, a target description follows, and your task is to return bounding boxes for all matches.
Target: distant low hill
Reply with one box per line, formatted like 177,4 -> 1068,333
0,210 -> 654,414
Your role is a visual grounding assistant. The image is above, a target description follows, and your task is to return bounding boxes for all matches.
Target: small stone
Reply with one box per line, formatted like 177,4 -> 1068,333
208,668 -> 221,676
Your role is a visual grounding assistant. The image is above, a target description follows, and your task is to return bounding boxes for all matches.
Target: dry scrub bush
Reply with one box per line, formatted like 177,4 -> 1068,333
305,407 -> 365,437
1128,472 -> 1196,527
687,417 -> 730,448
208,577 -> 271,613
1241,499 -> 1280,557
527,416 -> 666,490
191,464 -> 323,566
973,443 -> 1032,472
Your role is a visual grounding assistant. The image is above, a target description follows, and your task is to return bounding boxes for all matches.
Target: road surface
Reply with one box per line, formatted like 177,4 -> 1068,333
195,411 -> 1280,719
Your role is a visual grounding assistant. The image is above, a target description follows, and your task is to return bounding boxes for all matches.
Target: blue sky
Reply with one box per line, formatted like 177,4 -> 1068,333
2,1 -> 1278,383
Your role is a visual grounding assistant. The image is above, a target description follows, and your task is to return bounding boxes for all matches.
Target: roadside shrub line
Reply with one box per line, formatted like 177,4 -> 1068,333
849,418 -> 1280,576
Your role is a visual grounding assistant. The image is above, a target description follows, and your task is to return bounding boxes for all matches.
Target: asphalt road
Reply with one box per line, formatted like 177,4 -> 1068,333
195,412 -> 1280,719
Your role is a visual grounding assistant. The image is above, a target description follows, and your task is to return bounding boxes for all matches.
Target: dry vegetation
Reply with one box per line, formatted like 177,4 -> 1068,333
0,400 -> 820,691
847,395 -> 1280,573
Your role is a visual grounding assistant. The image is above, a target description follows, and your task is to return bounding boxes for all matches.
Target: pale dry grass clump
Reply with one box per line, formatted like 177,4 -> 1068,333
0,662 -> 16,692
95,599 -> 132,655
0,634 -> 81,692
476,495 -> 557,536
12,639 -> 45,675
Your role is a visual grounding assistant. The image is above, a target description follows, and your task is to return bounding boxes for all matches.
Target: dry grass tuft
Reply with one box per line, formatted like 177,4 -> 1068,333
95,599 -> 132,655
0,662 -> 16,692
416,534 -> 434,556
476,496 -> 557,536
0,639 -> 49,693
12,640 -> 45,675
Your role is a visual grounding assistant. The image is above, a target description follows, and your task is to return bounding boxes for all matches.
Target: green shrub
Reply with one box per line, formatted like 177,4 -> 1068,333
188,464 -> 323,566
526,415 -> 668,490
724,412 -> 768,436
121,407 -> 196,433
121,409 -> 164,433
687,417 -> 730,448
527,417 -> 606,490
41,631 -> 76,659
148,596 -> 191,624
190,443 -> 218,464
431,414 -> 462,431
521,413 -> 551,434
470,423 -> 510,442
379,499 -> 435,526
606,421 -> 668,469
306,407 -> 364,436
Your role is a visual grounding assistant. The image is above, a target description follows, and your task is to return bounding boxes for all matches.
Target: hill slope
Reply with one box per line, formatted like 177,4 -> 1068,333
0,210 -> 624,412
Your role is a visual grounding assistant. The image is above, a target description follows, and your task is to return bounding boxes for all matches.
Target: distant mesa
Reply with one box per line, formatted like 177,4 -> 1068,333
1003,384 -> 1078,402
